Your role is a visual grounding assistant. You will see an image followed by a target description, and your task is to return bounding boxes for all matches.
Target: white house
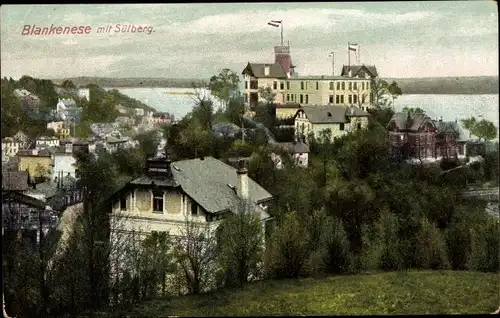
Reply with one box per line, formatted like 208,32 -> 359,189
78,88 -> 90,100
47,121 -> 65,134
108,156 -> 274,237
36,136 -> 60,149
52,145 -> 77,180
275,141 -> 310,168
106,136 -> 134,153
294,105 -> 370,143
135,108 -> 145,116
2,137 -> 27,157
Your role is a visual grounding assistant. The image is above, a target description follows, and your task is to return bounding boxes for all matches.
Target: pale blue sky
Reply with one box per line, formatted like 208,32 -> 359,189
1,2 -> 498,79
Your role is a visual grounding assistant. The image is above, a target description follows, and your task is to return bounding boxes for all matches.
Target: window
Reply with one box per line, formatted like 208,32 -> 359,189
353,95 -> 358,104
305,95 -> 309,104
340,123 -> 345,131
336,82 -> 340,90
329,82 -> 333,90
362,82 -> 365,90
336,95 -> 340,104
357,123 -> 362,130
348,82 -> 352,90
280,82 -> 284,90
354,82 -> 357,90
341,82 -> 345,90
120,197 -> 126,211
286,81 -> 290,89
152,190 -> 163,213
273,81 -> 277,90
300,94 -> 304,103
367,82 -> 370,89
245,81 -> 248,89
191,202 -> 198,215
301,82 -> 304,90
244,93 -> 248,102
291,94 -> 294,101
348,95 -> 352,104
329,95 -> 334,103
316,82 -> 319,90
286,94 -> 290,101
340,95 -> 344,103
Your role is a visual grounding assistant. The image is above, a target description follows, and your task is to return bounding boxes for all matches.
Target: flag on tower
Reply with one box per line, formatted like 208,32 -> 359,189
328,52 -> 334,57
268,20 -> 282,27
348,43 -> 358,52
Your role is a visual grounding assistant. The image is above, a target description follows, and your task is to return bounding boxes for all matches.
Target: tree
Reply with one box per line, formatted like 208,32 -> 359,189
402,106 -> 425,114
258,85 -> 276,105
61,80 -> 77,90
217,207 -> 264,287
370,78 -> 402,109
387,80 -> 403,104
460,117 -> 477,139
191,97 -> 214,131
414,217 -> 449,269
264,212 -> 311,279
134,130 -> 161,160
208,69 -> 240,111
471,119 -> 497,141
173,215 -> 218,294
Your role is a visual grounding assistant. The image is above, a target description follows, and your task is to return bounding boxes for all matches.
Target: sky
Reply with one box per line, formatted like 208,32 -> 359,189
1,2 -> 498,80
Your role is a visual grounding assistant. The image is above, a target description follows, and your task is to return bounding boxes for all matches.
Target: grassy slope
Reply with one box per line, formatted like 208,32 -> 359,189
113,271 -> 499,316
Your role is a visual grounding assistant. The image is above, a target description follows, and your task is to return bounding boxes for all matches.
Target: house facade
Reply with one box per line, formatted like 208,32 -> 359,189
294,105 -> 370,142
387,112 -> 468,161
108,156 -> 274,239
2,137 -> 28,157
241,46 -> 376,112
36,136 -> 60,149
52,148 -> 77,180
274,141 -> 310,168
17,149 -> 53,183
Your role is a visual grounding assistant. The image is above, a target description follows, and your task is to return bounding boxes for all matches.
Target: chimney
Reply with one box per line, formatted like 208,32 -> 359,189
264,66 -> 270,76
236,159 -> 249,200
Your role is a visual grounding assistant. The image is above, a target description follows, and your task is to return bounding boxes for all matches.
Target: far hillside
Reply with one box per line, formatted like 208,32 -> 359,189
52,76 -> 499,94
384,76 -> 499,95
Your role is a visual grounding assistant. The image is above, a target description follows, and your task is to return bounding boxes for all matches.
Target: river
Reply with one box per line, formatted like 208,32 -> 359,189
107,87 -> 498,138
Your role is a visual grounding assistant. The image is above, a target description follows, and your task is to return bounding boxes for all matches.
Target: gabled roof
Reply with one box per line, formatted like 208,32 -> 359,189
388,112 -> 436,132
296,105 -> 369,124
341,65 -> 378,78
2,171 -> 30,191
115,157 -> 273,215
242,62 -> 287,79
434,120 -> 468,141
276,142 -> 310,153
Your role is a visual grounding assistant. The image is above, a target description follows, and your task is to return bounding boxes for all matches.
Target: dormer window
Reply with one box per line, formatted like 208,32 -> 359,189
264,66 -> 270,76
327,112 -> 332,117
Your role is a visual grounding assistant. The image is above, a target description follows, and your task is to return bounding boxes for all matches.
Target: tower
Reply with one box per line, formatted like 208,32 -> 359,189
274,45 -> 295,78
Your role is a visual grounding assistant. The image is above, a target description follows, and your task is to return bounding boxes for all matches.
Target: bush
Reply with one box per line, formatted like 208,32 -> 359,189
264,212 -> 311,279
362,209 -> 404,271
467,219 -> 500,272
414,217 -> 450,270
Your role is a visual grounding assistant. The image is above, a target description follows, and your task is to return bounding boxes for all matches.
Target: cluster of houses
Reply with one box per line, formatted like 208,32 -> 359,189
242,44 -> 473,164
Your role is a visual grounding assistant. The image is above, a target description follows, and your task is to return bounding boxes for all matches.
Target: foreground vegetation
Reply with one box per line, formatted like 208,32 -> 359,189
3,69 -> 499,317
114,271 -> 498,316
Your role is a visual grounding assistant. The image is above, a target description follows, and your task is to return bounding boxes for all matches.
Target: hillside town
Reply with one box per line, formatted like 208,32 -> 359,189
2,12 -> 500,318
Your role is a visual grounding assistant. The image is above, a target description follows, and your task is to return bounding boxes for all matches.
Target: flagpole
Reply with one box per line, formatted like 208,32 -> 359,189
348,42 -> 350,74
331,52 -> 335,76
281,22 -> 283,46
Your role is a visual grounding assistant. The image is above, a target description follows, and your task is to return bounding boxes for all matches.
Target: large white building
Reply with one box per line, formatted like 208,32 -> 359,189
241,45 -> 378,118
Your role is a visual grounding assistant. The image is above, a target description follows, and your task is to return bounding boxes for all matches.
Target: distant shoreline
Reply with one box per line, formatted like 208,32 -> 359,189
53,75 -> 498,95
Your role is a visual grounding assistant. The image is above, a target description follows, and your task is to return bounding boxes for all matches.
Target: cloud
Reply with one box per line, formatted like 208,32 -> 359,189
162,8 -> 436,36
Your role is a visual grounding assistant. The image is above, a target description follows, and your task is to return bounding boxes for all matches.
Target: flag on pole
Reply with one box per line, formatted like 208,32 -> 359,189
268,20 -> 282,27
348,43 -> 358,52
328,52 -> 334,57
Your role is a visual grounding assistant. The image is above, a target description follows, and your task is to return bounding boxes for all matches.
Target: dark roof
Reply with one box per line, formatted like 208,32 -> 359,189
277,142 -> 310,153
341,65 -> 378,78
242,62 -> 287,79
2,171 -> 29,191
121,157 -> 273,214
388,112 -> 436,132
434,120 -> 468,141
17,149 -> 52,157
297,105 -> 369,124
277,103 -> 301,109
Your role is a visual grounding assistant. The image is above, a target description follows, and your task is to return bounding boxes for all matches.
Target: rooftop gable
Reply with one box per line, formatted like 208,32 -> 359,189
242,62 -> 287,79
297,105 -> 369,124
